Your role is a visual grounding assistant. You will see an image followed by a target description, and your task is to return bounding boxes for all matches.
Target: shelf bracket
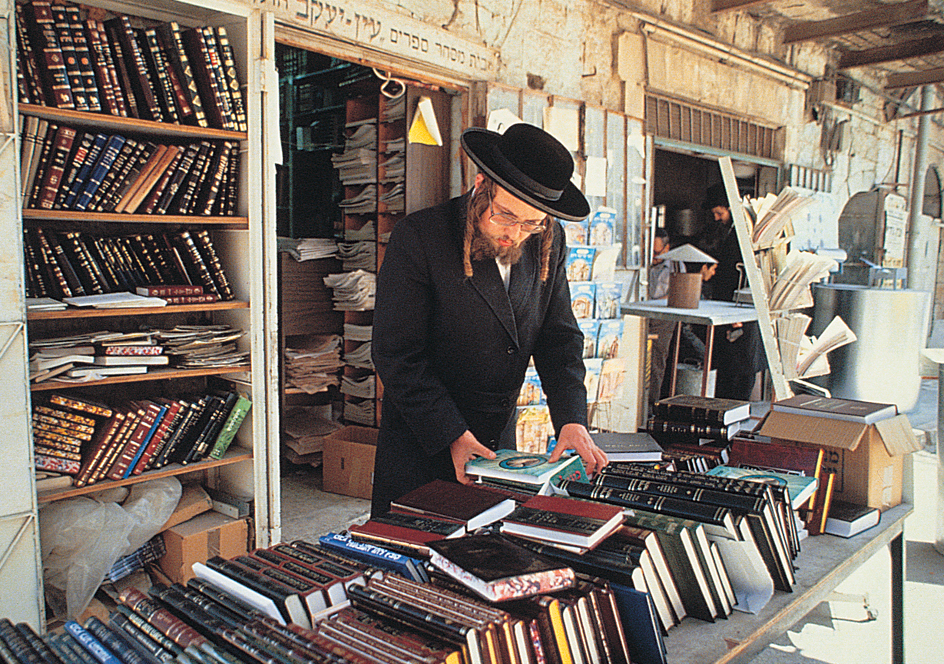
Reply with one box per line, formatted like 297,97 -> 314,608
0,511 -> 36,574
0,322 -> 24,364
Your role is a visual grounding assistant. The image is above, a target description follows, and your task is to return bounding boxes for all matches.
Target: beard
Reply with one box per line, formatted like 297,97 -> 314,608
469,226 -> 525,265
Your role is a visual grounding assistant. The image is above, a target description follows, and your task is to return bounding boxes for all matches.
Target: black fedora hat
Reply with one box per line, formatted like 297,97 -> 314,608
461,124 -> 590,221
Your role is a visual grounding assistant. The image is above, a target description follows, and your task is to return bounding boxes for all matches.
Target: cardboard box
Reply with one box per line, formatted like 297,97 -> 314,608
322,425 -> 377,499
757,411 -> 922,510
160,511 -> 249,583
159,483 -> 213,531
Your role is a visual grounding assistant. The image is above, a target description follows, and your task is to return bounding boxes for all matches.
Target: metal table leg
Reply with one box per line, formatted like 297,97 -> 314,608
891,530 -> 904,664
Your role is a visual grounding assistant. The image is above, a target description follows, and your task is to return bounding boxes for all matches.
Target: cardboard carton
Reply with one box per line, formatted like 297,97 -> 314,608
160,511 -> 249,583
159,483 -> 213,531
322,425 -> 377,499
757,411 -> 922,510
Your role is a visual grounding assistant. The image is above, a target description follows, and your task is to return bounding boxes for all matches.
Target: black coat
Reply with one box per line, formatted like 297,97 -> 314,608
370,194 -> 588,515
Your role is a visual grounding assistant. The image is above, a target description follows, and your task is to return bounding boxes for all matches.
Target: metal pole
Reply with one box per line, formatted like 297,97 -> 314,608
907,85 -> 932,289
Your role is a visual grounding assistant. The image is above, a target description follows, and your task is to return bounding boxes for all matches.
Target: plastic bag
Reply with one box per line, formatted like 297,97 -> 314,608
39,477 -> 182,619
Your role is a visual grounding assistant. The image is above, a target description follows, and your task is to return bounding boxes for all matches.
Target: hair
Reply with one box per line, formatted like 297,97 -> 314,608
463,175 -> 554,281
654,227 -> 669,240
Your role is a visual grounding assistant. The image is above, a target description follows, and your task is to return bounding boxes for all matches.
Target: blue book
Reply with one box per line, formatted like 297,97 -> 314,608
63,621 -> 122,664
570,281 -> 596,320
318,532 -> 427,582
122,404 -> 168,479
62,133 -> 107,209
74,134 -> 126,211
609,583 -> 667,664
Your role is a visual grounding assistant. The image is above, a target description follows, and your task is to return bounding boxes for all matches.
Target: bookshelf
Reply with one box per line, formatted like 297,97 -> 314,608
11,0 -> 275,625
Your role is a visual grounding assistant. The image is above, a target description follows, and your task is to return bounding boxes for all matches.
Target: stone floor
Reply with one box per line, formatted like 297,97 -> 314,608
280,379 -> 944,663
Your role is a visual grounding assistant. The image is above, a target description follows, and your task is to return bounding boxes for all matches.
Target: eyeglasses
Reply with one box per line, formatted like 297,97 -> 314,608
488,193 -> 547,234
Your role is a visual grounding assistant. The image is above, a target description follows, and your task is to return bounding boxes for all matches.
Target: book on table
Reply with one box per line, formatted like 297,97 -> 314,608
654,394 -> 751,425
609,582 -> 668,664
823,500 -> 880,538
347,511 -> 466,557
390,478 -> 516,533
464,449 -> 587,488
706,464 -> 818,511
770,394 -> 897,424
427,533 -> 576,602
589,431 -> 664,462
499,493 -> 624,551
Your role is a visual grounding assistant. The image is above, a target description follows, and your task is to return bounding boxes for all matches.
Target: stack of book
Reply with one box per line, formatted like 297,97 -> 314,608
16,3 -> 246,131
32,390 -> 251,489
23,227 -> 235,301
283,335 -> 343,394
105,534 -> 166,583
154,324 -> 248,368
647,395 -> 754,470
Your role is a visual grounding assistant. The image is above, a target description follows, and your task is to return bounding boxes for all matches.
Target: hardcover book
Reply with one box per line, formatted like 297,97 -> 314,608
823,500 -> 880,538
499,493 -> 624,550
770,394 -> 897,424
465,449 -> 587,488
391,478 -> 516,532
428,533 -> 576,602
590,431 -> 664,462
654,394 -> 751,425
348,511 -> 465,557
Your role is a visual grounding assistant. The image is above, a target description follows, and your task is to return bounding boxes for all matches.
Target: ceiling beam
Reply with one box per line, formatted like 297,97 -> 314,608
711,0 -> 770,12
783,0 -> 929,44
839,33 -> 944,68
887,67 -> 944,88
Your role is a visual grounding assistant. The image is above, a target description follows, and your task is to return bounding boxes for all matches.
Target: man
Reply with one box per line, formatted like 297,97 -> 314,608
370,123 -> 609,516
698,182 -> 765,400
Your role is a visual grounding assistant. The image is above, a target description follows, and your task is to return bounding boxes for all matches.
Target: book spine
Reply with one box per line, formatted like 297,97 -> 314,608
22,231 -> 49,298
107,403 -> 161,480
131,402 -> 181,474
223,142 -> 240,216
85,138 -> 140,213
89,409 -> 140,484
95,21 -> 130,116
13,622 -> 64,664
214,27 -> 247,132
82,20 -> 119,116
172,142 -> 212,215
104,143 -> 159,213
138,28 -> 179,124
108,18 -> 163,122
34,454 -> 81,475
14,7 -> 44,105
74,412 -> 125,488
26,122 -> 57,208
194,143 -> 230,216
560,480 -> 735,527
193,229 -> 234,300
62,622 -> 120,664
115,146 -> 168,213
31,227 -> 72,298
110,607 -> 181,659
36,228 -> 84,297
648,418 -> 732,440
207,395 -> 252,460
81,618 -> 149,664
159,22 -> 207,128
118,589 -> 206,649
61,133 -> 106,209
24,1 -> 75,109
136,284 -> 203,297
181,28 -> 225,129
592,473 -> 766,513
65,233 -> 107,295
0,618 -> 45,664
49,5 -> 89,112
74,135 -> 126,212
64,6 -> 101,113
19,116 -> 40,199
175,231 -> 222,298
55,131 -> 91,209
153,144 -> 198,214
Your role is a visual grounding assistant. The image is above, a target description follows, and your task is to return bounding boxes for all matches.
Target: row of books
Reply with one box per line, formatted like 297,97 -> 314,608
32,389 -> 251,488
23,227 -> 235,302
16,2 -> 246,131
21,118 -> 241,216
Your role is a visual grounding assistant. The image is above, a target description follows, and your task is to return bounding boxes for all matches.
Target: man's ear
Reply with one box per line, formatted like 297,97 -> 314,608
473,172 -> 486,192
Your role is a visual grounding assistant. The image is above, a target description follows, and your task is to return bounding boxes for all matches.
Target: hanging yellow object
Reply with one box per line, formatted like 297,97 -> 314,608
408,96 -> 443,146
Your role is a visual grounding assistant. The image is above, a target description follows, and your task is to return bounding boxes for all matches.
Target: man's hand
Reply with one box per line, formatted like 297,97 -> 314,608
547,423 -> 608,477
450,431 -> 496,485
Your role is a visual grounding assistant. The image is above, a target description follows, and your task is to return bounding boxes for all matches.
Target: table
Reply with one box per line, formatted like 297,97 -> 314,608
621,299 -> 758,397
661,503 -> 912,664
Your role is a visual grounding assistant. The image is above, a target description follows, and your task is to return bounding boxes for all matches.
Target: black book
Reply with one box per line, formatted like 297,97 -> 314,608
153,399 -> 203,467
55,131 -> 93,209
0,618 -> 46,664
173,230 -> 221,298
101,20 -> 138,119
146,584 -> 225,637
203,556 -> 310,628
590,431 -> 663,462
193,230 -> 234,300
49,4 -> 89,112
62,133 -> 107,210
35,124 -> 77,211
609,582 -> 668,664
103,17 -> 162,122
13,622 -> 64,664
213,27 -> 247,132
81,19 -> 121,116
127,234 -> 165,285
103,143 -> 159,213
63,6 -> 101,113
81,618 -> 148,664
193,142 -> 229,216
23,1 -> 74,109
172,397 -> 222,464
654,395 -> 751,425
137,28 -> 180,124
648,417 -> 741,441
185,578 -> 269,624
35,228 -> 83,297
155,22 -> 207,128
154,144 -> 199,215
197,27 -> 236,130
14,5 -> 44,105
185,394 -> 233,463
22,229 -> 49,298
28,227 -> 71,299
180,28 -> 228,129
172,141 -> 213,215
222,142 -> 240,216
108,607 -> 181,659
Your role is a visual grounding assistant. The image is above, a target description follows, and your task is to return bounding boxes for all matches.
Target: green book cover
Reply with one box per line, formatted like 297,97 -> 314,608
465,449 -> 587,487
208,394 -> 251,460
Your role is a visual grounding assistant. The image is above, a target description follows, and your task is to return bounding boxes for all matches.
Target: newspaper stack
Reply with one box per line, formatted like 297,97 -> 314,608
154,324 -> 249,367
343,322 -> 373,342
380,182 -> 405,213
284,335 -> 344,394
380,151 -> 405,183
338,184 -> 377,215
282,408 -> 342,466
324,270 -> 375,311
341,374 -> 375,399
337,241 -> 377,271
381,94 -> 406,121
278,236 -> 338,261
343,341 -> 373,369
345,220 -> 376,242
343,398 -> 375,426
331,120 -> 377,185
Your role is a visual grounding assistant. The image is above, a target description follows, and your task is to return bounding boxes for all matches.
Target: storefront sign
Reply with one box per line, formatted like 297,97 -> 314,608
257,0 -> 497,78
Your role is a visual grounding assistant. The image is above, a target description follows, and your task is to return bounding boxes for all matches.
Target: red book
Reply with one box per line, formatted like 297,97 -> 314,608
36,125 -> 76,210
131,400 -> 183,475
107,401 -> 163,480
500,493 -> 625,550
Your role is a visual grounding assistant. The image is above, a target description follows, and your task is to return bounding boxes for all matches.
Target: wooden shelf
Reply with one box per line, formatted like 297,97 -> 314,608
28,300 -> 249,320
36,448 -> 253,503
30,365 -> 251,392
21,209 -> 248,228
19,103 -> 247,141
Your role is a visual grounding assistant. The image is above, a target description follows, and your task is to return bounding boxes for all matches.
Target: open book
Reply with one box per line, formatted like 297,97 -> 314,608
767,251 -> 837,312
